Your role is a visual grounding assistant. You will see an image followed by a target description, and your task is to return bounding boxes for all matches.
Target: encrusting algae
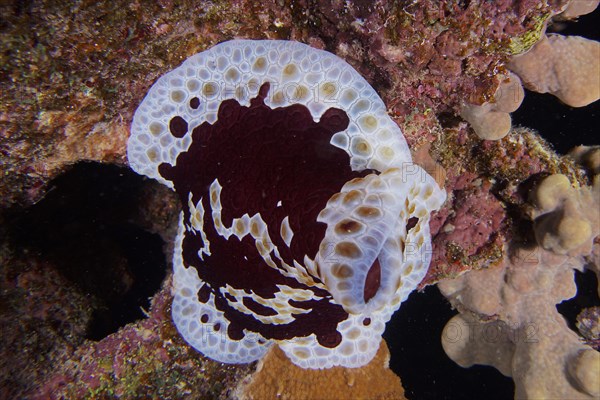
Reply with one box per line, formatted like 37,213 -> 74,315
238,341 -> 405,400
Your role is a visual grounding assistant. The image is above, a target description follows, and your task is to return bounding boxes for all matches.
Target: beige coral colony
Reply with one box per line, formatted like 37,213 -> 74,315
448,2 -> 600,400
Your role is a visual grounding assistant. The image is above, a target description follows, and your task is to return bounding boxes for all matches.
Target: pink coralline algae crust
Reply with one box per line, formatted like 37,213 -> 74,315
420,124 -> 581,287
31,276 -> 252,400
578,306 -> 600,350
0,0 -> 567,207
479,135 -> 547,180
374,0 -> 566,115
423,177 -> 506,285
420,124 -> 585,287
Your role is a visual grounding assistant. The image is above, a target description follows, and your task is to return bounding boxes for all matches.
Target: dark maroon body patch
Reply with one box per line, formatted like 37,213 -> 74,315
158,83 -> 371,347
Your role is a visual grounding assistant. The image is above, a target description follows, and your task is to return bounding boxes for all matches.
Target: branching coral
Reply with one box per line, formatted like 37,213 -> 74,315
508,34 -> 600,107
459,1 -> 600,141
460,72 -> 525,140
438,154 -> 600,398
529,174 -> 599,255
460,0 -> 599,140
568,146 -> 600,300
555,0 -> 600,20
570,146 -> 600,177
439,246 -> 600,399
442,16 -> 600,392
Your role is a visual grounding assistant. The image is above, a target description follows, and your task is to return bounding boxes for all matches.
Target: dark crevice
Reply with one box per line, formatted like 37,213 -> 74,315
7,161 -> 167,341
384,286 -> 514,400
556,269 -> 600,333
511,91 -> 600,154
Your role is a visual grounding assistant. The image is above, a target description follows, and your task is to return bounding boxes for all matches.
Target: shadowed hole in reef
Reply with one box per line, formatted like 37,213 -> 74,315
384,286 -> 514,400
8,162 -> 167,340
556,269 -> 600,335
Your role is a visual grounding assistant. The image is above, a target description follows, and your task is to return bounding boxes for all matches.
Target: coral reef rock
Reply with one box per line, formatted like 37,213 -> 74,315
31,276 -> 252,399
1,0 -> 571,207
439,246 -> 600,399
530,174 -> 599,256
1,0 -> 598,398
460,72 -> 524,140
237,340 -> 405,400
509,34 -> 600,107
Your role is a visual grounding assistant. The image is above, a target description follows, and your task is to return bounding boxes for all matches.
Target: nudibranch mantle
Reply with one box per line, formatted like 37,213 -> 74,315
127,40 -> 446,369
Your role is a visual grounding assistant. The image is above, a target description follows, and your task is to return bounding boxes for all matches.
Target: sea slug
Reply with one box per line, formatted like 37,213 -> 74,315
127,40 -> 446,369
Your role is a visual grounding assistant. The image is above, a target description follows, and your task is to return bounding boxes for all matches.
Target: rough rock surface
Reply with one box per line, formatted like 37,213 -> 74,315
1,0 -> 568,207
31,275 -> 253,399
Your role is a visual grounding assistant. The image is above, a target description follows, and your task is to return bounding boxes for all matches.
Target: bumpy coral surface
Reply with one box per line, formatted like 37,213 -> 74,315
439,246 -> 600,399
460,72 -> 524,140
557,0 -> 600,19
530,174 -> 599,255
509,34 -> 600,107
